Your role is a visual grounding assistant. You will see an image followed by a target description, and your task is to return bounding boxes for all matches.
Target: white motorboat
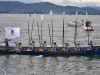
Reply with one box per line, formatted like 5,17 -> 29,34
67,20 -> 84,27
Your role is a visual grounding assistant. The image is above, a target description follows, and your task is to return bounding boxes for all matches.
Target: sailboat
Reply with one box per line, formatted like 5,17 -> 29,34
49,10 -> 53,16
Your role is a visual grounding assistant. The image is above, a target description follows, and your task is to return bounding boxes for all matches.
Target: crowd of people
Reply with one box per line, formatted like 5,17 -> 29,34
3,38 -> 94,52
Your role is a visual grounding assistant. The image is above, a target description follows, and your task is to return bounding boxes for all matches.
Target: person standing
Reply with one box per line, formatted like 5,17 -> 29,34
4,38 -> 11,50
87,41 -> 94,50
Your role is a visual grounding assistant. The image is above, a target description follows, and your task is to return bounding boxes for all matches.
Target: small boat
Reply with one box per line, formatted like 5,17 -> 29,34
67,20 -> 84,27
84,26 -> 94,31
83,20 -> 94,31
0,46 -> 100,56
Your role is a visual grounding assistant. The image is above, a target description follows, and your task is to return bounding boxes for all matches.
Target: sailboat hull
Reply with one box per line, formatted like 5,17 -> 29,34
67,21 -> 83,27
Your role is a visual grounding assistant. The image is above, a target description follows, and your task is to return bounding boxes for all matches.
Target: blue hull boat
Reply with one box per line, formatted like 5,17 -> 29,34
0,46 -> 100,56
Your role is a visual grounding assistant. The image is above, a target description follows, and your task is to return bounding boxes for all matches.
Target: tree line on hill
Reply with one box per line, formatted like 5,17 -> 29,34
0,1 -> 100,15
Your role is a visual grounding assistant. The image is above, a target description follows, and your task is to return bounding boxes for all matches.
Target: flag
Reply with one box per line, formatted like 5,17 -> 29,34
5,27 -> 20,38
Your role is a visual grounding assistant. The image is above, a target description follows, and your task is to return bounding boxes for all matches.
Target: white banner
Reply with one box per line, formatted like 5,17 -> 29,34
5,27 -> 20,38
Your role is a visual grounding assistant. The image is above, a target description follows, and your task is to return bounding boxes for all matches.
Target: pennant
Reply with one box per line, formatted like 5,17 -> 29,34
5,27 -> 20,38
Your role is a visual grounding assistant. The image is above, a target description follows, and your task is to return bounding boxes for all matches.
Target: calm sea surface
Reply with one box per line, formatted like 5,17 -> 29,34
0,14 -> 100,75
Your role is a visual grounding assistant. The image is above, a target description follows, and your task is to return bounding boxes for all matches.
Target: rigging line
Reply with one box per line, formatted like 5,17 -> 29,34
0,67 -> 6,75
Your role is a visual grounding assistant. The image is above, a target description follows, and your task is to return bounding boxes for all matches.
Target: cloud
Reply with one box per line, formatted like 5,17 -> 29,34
41,0 -> 100,7
59,0 -> 100,7
0,0 -> 100,7
42,0 -> 63,4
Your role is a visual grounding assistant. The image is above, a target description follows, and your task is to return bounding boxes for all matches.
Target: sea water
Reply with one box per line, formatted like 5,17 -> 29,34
0,14 -> 100,75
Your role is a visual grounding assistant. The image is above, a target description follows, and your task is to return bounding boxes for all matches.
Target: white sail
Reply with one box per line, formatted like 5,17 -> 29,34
49,10 -> 53,16
41,15 -> 43,21
76,11 -> 78,16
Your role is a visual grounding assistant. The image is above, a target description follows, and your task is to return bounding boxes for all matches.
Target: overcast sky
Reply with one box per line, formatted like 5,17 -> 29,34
0,0 -> 100,7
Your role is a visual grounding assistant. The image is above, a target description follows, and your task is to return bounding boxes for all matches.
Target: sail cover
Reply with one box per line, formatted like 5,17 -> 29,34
5,27 -> 20,38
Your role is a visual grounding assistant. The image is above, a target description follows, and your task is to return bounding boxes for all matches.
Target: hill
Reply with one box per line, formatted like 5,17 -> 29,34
0,1 -> 100,14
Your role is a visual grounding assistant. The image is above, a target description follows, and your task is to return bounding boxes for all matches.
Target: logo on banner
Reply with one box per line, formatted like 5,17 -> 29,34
11,29 -> 14,36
